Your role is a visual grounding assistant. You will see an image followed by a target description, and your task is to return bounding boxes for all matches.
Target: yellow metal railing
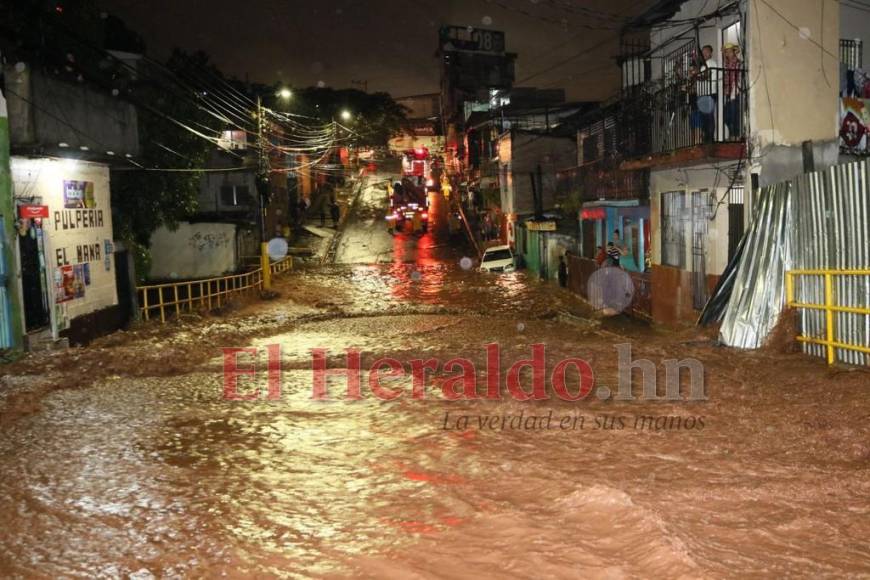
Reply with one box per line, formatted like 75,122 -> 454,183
137,256 -> 293,322
785,269 -> 870,365
270,255 -> 293,275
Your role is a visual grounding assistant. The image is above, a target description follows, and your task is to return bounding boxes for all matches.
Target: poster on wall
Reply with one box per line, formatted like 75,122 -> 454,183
63,180 -> 96,209
840,97 -> 870,154
55,265 -> 75,303
72,265 -> 87,298
55,303 -> 70,331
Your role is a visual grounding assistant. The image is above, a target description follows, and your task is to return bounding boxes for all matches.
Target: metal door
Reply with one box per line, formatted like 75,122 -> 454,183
18,223 -> 50,331
691,191 -> 708,310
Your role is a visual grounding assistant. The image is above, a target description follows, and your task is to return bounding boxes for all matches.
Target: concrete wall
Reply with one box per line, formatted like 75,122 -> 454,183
498,131 -> 576,216
648,164 -> 735,325
11,158 -> 118,335
649,164 -> 731,276
747,0 -> 839,149
198,167 -> 257,215
395,94 -> 440,119
148,222 -> 238,280
4,66 -> 139,157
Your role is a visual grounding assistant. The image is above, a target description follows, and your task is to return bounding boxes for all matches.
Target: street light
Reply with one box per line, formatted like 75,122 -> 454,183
340,109 -> 352,121
277,87 -> 292,100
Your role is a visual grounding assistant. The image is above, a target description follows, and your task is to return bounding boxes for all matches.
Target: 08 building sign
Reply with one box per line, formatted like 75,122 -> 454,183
439,26 -> 506,54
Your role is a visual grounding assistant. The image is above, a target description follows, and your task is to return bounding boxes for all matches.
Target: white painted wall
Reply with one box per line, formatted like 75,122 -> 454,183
649,164 -> 732,276
11,157 -> 118,335
148,222 -> 238,280
747,0 -> 839,149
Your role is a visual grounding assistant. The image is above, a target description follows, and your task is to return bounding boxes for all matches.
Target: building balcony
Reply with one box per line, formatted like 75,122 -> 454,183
556,160 -> 649,203
617,68 -> 747,169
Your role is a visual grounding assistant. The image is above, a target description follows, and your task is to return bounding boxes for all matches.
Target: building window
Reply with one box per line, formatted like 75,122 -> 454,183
220,185 -> 253,207
582,131 -> 601,164
841,38 -> 863,70
218,130 -> 248,151
727,186 -> 745,262
661,191 -> 686,269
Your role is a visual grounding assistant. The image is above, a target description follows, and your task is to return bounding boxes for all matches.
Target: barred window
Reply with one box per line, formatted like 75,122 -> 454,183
661,191 -> 686,269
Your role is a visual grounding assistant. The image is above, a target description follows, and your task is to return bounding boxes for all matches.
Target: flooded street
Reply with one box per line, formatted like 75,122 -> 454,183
1,175 -> 868,579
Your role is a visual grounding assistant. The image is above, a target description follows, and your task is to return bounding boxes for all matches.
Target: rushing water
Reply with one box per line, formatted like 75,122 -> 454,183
1,177 -> 868,578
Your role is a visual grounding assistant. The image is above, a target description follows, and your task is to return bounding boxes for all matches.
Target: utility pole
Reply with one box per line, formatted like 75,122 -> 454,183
256,95 -> 272,290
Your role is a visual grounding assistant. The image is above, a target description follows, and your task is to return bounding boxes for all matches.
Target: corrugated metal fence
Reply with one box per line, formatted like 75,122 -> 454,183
720,159 -> 869,365
791,162 -> 869,365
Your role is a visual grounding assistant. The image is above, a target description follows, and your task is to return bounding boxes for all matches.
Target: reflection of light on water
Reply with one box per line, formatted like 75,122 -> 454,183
492,272 -> 529,301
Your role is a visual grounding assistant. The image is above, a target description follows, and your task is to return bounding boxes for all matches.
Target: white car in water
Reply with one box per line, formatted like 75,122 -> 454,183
479,245 -> 515,273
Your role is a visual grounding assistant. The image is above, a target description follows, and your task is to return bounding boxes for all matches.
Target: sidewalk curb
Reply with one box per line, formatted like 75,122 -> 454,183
321,169 -> 366,265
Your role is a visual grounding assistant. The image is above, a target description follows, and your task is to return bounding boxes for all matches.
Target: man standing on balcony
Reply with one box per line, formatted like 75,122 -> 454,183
692,45 -> 719,143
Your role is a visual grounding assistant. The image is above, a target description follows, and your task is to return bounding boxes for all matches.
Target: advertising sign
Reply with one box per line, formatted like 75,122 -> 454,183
18,205 -> 50,219
63,180 -> 95,209
526,221 -> 557,232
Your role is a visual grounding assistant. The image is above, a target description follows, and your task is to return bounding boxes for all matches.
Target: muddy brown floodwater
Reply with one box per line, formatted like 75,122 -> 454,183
1,178 -> 868,579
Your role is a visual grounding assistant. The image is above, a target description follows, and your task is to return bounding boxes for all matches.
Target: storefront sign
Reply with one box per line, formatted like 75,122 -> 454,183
526,221 -> 557,232
581,208 -> 606,220
11,158 -> 118,337
18,205 -> 50,219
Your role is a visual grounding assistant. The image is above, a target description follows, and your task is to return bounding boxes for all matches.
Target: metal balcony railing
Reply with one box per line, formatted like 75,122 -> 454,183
619,68 -> 747,159
840,38 -> 863,71
556,162 -> 649,203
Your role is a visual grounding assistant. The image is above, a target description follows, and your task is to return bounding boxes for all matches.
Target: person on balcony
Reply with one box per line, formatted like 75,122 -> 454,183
691,45 -> 719,143
723,43 -> 743,140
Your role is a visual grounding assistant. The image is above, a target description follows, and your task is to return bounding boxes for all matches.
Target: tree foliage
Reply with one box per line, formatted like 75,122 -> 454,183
111,50 -> 222,277
289,87 -> 408,146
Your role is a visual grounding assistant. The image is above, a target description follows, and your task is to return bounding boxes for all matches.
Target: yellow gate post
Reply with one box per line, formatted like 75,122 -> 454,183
786,269 -> 870,365
824,272 -> 835,365
261,242 -> 271,290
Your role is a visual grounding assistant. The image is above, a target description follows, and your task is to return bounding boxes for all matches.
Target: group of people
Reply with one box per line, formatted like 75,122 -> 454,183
289,190 -> 341,229
686,42 -> 743,143
595,229 -> 628,269
479,213 -> 498,241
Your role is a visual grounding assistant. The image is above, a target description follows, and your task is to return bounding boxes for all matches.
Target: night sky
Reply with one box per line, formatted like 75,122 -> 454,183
98,0 -> 653,101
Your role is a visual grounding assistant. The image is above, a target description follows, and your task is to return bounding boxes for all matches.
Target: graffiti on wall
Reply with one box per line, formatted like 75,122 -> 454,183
188,231 -> 231,252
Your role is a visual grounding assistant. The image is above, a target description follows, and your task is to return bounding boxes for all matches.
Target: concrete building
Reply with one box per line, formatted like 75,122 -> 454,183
390,93 -> 445,156
3,63 -> 139,347
495,129 -> 577,279
562,0 -> 868,326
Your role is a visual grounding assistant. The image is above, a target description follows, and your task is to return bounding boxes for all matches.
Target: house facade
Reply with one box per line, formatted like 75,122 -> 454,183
563,0 -> 867,326
3,63 -> 139,347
